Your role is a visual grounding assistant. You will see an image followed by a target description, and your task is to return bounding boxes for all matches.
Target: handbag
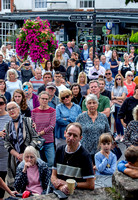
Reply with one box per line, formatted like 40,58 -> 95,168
111,135 -> 122,160
36,136 -> 46,150
110,104 -> 115,113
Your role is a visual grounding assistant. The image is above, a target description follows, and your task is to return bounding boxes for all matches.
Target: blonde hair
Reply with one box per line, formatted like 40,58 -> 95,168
7,69 -> 18,81
132,105 -> 138,121
55,49 -> 63,60
59,89 -> 72,103
114,74 -> 124,88
78,71 -> 87,84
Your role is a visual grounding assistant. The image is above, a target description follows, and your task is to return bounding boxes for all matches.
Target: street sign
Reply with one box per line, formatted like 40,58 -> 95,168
69,15 -> 93,22
76,22 -> 93,28
96,19 -> 120,23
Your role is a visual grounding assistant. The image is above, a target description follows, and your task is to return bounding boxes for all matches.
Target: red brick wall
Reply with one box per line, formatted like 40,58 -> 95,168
0,1 -> 1,11
11,0 -> 14,12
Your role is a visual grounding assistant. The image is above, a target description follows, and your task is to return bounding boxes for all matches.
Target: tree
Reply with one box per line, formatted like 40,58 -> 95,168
125,0 -> 138,5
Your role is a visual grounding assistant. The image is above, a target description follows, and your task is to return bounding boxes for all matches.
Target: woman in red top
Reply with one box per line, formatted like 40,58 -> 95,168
124,71 -> 136,97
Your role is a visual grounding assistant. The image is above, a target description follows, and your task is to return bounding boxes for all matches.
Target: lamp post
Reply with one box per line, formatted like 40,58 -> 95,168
93,0 -> 96,60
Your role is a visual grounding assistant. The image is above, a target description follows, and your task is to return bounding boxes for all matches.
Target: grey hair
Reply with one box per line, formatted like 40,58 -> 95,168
7,101 -> 20,111
23,146 -> 37,161
83,43 -> 88,48
85,94 -> 99,106
105,45 -> 110,49
35,67 -> 42,72
22,82 -> 33,89
7,68 -> 18,81
123,53 -> 129,59
125,70 -> 133,78
132,105 -> 138,121
100,55 -> 106,59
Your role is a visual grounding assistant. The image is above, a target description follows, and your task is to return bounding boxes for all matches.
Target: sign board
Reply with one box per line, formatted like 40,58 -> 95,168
76,22 -> 93,28
96,19 -> 120,23
69,15 -> 93,22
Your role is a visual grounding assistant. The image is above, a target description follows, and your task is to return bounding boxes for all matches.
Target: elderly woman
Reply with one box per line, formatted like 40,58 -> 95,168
118,53 -> 135,78
4,101 -> 39,188
124,71 -> 136,97
55,89 -> 82,149
23,82 -> 40,111
81,44 -> 89,70
31,91 -> 56,167
124,105 -> 138,148
76,94 -> 110,163
14,146 -> 50,195
6,69 -> 22,97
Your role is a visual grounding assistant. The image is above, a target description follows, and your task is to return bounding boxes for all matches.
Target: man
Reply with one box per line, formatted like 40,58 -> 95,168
105,45 -> 112,63
54,71 -> 67,93
0,54 -> 8,79
98,78 -> 111,100
51,122 -> 95,194
82,80 -> 110,117
46,82 -> 60,109
85,51 -> 93,77
38,72 -> 53,94
65,42 -> 73,58
118,146 -> 138,178
29,67 -> 44,94
88,58 -> 106,80
66,58 -> 80,85
71,41 -> 80,56
100,55 -> 110,70
105,69 -> 115,92
60,46 -> 69,69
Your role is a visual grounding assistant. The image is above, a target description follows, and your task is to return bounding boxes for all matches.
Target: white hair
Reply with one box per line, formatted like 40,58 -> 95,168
132,105 -> 138,121
7,68 -> 18,81
35,67 -> 42,72
23,146 -> 37,161
125,70 -> 133,78
123,53 -> 129,59
85,94 -> 99,106
22,81 -> 33,89
83,43 -> 88,49
7,101 -> 20,111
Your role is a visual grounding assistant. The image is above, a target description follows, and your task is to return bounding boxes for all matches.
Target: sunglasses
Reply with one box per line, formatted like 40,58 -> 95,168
61,95 -> 70,101
128,75 -> 133,77
0,102 -> 5,105
116,78 -> 121,81
105,73 -> 111,75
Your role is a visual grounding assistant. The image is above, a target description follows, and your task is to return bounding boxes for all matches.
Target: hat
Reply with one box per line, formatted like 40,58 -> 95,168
46,82 -> 56,89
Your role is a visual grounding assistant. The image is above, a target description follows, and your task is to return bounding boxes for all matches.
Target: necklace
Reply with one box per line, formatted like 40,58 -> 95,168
64,152 -> 75,164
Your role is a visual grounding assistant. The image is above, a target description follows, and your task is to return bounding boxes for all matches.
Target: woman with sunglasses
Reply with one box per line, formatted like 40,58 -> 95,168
31,91 -> 56,168
55,89 -> 82,149
111,74 -> 128,142
0,95 -> 11,199
124,71 -> 136,97
0,79 -> 11,103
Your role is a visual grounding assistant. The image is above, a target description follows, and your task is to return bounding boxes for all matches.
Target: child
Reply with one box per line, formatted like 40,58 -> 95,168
117,146 -> 138,178
95,133 -> 117,175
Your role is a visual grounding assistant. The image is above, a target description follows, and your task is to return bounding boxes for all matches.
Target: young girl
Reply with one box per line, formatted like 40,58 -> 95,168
95,133 -> 117,175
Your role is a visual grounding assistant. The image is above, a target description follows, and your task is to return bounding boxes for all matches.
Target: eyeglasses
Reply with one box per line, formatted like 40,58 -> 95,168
61,95 -> 70,101
55,76 -> 61,78
128,75 -> 133,77
41,98 -> 49,101
7,106 -> 17,112
0,102 -> 5,105
116,78 -> 121,81
105,73 -> 111,75
25,155 -> 35,159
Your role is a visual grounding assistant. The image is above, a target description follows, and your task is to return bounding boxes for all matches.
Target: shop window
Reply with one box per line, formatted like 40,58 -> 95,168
80,0 -> 94,8
2,0 -> 10,10
35,0 -> 47,8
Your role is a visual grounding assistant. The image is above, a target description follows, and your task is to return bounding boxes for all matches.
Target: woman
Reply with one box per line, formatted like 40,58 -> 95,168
76,94 -> 110,163
109,50 -> 121,78
124,71 -> 136,97
55,89 -> 82,149
42,60 -> 54,76
77,71 -> 89,96
12,89 -> 31,117
81,44 -> 89,70
4,101 -> 39,188
0,95 -> 11,200
6,69 -> 22,97
118,53 -> 135,78
0,45 -> 10,63
54,49 -> 65,67
70,83 -> 85,108
105,45 -> 112,63
0,79 -> 11,103
124,105 -> 138,148
118,85 -> 138,128
14,146 -> 50,195
23,82 -> 40,111
31,91 -> 56,167
111,74 -> 128,142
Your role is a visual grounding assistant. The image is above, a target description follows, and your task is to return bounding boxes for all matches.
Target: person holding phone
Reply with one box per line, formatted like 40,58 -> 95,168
17,60 -> 35,83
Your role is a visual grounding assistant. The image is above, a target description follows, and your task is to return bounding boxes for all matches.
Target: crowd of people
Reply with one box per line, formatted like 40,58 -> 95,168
0,41 -> 138,198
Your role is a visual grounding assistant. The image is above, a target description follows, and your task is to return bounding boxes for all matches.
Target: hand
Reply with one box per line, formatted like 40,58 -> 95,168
30,65 -> 33,69
122,122 -> 127,128
17,153 -> 23,162
103,152 -> 109,159
23,162 -> 32,173
38,130 -> 45,136
10,191 -> 18,197
0,130 -> 6,138
60,184 -> 69,194
32,122 -> 36,130
53,179 -> 65,189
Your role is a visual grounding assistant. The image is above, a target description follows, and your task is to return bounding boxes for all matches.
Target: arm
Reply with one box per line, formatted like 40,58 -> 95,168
41,163 -> 51,194
95,154 -> 108,173
51,169 -> 67,189
17,63 -> 24,71
77,178 -> 94,190
44,110 -> 56,134
56,106 -> 71,126
124,168 -> 138,179
30,65 -> 35,76
101,108 -> 110,117
124,123 -> 133,147
0,177 -> 18,197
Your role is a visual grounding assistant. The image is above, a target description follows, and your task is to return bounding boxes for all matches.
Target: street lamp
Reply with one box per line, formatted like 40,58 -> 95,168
93,0 -> 96,60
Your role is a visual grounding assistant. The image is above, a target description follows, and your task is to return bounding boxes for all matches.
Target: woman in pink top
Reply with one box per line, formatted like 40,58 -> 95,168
14,146 -> 50,195
31,91 -> 56,167
124,71 -> 136,97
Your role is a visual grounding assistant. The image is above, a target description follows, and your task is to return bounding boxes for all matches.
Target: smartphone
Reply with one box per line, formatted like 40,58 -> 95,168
23,85 -> 28,92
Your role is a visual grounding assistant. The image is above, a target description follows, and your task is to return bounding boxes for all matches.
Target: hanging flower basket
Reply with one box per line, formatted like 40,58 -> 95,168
15,17 -> 58,63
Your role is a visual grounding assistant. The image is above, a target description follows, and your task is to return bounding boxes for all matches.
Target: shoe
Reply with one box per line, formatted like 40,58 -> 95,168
115,135 -> 120,141
120,136 -> 124,142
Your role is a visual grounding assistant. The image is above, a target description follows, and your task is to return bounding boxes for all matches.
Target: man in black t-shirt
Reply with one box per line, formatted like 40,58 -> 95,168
51,122 -> 94,194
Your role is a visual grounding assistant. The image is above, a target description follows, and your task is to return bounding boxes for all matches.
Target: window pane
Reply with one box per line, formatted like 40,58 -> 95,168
35,0 -> 47,8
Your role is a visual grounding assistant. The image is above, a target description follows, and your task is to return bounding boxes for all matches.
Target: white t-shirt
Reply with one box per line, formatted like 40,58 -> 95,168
6,80 -> 22,97
56,84 -> 67,93
105,50 -> 112,63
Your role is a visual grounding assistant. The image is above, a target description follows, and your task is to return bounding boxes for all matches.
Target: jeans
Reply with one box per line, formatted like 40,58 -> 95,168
113,106 -> 124,136
42,143 -> 55,168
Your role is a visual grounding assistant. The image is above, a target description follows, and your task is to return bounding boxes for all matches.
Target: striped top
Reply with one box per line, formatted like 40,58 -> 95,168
29,77 -> 44,94
31,107 -> 56,143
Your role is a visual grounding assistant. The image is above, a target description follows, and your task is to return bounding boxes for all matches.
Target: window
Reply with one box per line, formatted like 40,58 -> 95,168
80,0 -> 94,8
0,22 -> 16,48
3,0 -> 11,10
35,0 -> 47,8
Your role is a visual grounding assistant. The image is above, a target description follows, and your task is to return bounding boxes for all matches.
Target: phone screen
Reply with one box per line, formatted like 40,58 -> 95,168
23,85 -> 28,92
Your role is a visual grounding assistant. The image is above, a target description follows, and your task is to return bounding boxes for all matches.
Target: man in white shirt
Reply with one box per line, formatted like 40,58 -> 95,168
54,71 -> 67,93
60,46 -> 69,68
105,45 -> 112,63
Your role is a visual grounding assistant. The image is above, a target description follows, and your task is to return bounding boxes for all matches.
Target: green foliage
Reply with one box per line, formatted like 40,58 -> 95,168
125,0 -> 138,5
130,31 -> 138,43
7,29 -> 20,43
107,34 -> 113,40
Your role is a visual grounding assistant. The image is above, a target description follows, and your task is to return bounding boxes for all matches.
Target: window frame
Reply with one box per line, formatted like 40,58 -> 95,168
34,0 -> 47,10
2,0 -> 11,11
79,0 -> 94,8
